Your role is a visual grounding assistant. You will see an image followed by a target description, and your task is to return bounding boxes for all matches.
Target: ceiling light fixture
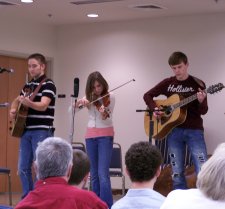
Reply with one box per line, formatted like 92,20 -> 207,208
21,0 -> 34,3
87,13 -> 99,18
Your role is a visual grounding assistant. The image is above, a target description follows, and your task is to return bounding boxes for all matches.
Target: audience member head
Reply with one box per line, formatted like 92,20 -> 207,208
197,142 -> 225,201
34,137 -> 73,180
125,141 -> 162,183
69,149 -> 90,188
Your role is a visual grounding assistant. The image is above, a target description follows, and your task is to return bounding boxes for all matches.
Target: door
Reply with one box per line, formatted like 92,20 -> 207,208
0,55 -> 28,192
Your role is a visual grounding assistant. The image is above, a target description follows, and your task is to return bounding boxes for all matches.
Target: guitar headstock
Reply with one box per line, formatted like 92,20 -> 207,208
207,83 -> 225,94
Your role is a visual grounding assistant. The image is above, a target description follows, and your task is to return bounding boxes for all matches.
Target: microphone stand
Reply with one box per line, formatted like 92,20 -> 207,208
68,95 -> 77,144
136,109 -> 155,144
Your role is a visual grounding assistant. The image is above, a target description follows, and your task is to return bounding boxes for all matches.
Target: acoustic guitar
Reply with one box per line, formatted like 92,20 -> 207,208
10,77 -> 47,137
144,83 -> 224,140
10,89 -> 31,137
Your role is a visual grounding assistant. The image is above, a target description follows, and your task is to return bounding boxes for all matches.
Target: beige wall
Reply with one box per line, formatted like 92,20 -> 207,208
0,18 -> 57,58
54,14 -> 225,188
1,13 -> 225,189
55,13 -> 225,155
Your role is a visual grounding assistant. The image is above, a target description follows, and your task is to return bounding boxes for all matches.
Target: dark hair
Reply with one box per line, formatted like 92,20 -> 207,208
28,53 -> 47,65
125,141 -> 162,182
168,51 -> 188,66
69,150 -> 90,185
85,71 -> 109,102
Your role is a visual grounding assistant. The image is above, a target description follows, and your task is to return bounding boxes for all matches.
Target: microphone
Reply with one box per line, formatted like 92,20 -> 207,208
73,77 -> 79,99
0,102 -> 10,107
0,67 -> 14,74
136,109 -> 150,112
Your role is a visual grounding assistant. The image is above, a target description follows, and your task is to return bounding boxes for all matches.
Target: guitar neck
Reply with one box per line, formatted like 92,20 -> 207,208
172,82 -> 225,110
173,93 -> 198,109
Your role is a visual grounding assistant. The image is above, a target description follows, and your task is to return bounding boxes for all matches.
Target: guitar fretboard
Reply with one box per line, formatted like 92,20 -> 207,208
173,94 -> 198,109
171,82 -> 224,110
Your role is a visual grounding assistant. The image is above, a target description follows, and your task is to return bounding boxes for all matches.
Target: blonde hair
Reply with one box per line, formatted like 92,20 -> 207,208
197,143 -> 225,200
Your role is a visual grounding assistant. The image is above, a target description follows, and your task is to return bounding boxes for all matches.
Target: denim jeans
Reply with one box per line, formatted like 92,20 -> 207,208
86,136 -> 113,208
167,128 -> 207,189
18,129 -> 53,199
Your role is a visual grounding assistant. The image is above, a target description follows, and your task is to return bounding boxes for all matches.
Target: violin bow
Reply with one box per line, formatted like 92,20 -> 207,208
79,79 -> 135,108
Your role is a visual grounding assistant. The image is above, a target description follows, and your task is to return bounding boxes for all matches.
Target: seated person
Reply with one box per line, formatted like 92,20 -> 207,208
112,141 -> 165,209
69,149 -> 90,189
160,142 -> 225,209
15,137 -> 107,209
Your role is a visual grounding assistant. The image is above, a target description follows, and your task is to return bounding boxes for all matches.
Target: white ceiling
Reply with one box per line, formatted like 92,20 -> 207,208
0,0 -> 225,26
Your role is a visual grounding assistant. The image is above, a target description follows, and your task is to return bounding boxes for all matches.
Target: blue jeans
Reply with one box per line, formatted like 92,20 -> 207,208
86,136 -> 113,209
167,128 -> 207,189
18,129 -> 53,199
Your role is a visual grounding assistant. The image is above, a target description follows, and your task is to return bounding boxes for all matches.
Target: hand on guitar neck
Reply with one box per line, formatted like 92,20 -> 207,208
197,88 -> 207,103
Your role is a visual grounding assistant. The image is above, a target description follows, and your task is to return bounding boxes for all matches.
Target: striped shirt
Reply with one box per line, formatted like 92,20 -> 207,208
20,74 -> 56,130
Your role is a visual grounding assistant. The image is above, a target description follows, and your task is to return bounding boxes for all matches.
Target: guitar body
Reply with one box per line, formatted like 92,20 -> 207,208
11,103 -> 28,137
144,94 -> 187,140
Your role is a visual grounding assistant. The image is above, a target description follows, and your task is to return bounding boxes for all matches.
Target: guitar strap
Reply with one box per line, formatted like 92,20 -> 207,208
29,77 -> 47,101
192,75 -> 205,89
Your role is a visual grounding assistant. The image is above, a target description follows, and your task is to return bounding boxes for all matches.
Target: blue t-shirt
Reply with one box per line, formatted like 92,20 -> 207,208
112,188 -> 165,209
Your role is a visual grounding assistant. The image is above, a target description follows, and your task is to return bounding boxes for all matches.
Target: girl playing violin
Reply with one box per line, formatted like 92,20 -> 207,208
76,71 -> 115,208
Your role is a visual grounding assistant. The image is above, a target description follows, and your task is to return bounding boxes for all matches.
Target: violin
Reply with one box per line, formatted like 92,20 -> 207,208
77,79 -> 135,112
93,94 -> 111,120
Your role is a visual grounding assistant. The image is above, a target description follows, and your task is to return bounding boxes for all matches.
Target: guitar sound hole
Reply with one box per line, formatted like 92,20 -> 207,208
159,106 -> 172,125
161,105 -> 172,116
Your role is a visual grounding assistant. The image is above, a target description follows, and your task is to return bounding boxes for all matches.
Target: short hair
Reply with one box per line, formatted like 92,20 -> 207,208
85,71 -> 109,102
168,51 -> 188,66
35,137 -> 73,180
28,53 -> 47,65
197,143 -> 225,201
69,149 -> 90,185
125,141 -> 162,182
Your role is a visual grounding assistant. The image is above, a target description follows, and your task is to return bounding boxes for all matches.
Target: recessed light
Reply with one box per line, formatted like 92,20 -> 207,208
21,0 -> 33,3
87,13 -> 99,18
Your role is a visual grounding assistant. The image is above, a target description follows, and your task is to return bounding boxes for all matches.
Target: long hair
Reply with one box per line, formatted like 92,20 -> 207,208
85,71 -> 109,102
197,143 -> 225,200
35,137 -> 73,180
